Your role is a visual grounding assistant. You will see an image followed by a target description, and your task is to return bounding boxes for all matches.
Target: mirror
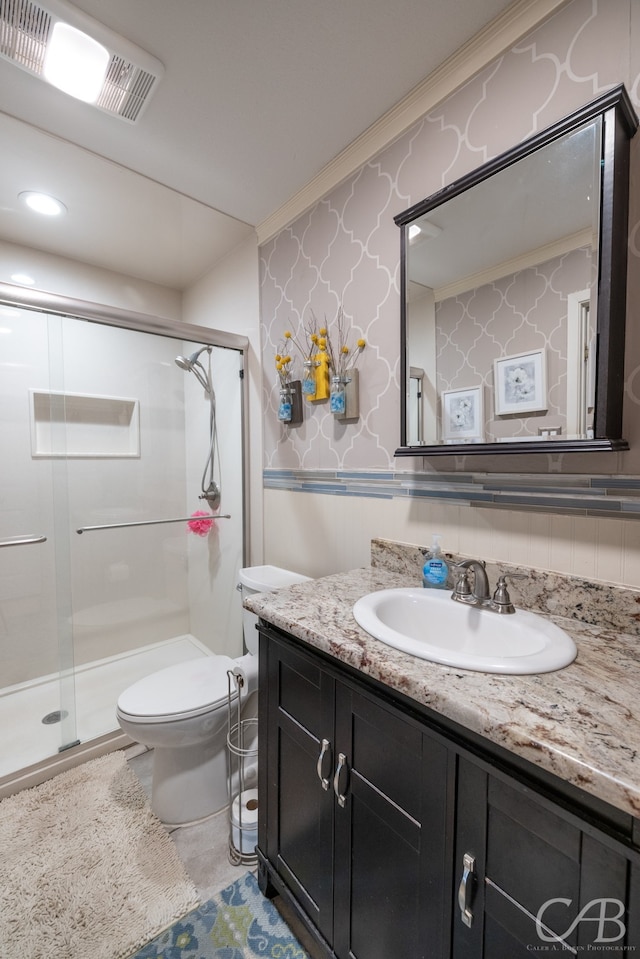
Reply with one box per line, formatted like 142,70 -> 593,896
395,85 -> 638,457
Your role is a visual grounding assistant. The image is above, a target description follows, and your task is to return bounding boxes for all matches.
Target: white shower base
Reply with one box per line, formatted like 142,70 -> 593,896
0,635 -> 209,779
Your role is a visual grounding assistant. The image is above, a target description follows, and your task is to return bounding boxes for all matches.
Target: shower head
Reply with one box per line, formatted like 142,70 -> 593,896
175,344 -> 221,509
175,346 -> 213,392
175,345 -> 212,372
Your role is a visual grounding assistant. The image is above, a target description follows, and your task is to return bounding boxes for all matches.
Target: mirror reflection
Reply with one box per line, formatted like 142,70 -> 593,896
406,120 -> 599,447
395,86 -> 637,457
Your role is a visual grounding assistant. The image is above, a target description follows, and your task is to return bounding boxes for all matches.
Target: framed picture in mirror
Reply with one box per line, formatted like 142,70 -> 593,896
441,386 -> 484,442
494,349 -> 547,416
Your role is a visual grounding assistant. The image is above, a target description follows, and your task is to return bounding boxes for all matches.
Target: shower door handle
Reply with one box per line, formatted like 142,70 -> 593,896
76,515 -> 231,533
0,535 -> 47,548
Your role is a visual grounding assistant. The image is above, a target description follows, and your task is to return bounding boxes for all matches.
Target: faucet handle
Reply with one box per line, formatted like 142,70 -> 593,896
492,571 -> 527,613
453,567 -> 473,598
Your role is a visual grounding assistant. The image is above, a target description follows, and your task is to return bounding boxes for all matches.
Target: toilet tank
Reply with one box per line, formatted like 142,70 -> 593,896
238,565 -> 311,654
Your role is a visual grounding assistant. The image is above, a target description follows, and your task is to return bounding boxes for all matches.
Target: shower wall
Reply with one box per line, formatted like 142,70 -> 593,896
182,344 -> 244,659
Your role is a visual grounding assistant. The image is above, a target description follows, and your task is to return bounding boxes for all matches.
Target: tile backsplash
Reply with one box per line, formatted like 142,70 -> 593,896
371,538 -> 640,638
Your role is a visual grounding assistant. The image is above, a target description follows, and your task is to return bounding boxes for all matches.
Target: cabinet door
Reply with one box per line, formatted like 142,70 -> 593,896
453,757 -> 631,957
333,684 -> 452,959
262,634 -> 336,944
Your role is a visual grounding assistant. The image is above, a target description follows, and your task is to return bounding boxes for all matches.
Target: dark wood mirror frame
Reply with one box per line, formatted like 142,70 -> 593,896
395,85 -> 638,458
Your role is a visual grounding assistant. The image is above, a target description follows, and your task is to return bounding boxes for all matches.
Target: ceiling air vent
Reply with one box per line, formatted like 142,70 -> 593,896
0,0 -> 163,122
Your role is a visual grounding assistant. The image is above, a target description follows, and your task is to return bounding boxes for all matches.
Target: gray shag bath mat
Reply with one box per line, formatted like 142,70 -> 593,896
0,750 -> 199,959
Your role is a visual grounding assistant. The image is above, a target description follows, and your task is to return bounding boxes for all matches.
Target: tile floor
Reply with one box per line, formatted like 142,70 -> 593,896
125,745 -> 323,958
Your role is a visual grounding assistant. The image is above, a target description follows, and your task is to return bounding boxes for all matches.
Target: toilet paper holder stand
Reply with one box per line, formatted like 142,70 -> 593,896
227,668 -> 259,866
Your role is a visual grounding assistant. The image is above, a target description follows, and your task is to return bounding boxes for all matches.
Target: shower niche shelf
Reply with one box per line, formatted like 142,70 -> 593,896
29,390 -> 141,458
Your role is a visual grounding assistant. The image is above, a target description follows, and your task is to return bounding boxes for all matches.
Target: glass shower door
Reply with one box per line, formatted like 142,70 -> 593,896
0,304 -> 78,778
64,322 -> 245,742
0,301 -> 246,782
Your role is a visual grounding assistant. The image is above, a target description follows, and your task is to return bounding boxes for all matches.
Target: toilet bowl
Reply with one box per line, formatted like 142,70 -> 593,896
116,564 -> 310,824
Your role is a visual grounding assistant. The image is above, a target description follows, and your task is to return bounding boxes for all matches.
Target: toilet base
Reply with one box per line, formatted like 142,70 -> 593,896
151,740 -> 229,824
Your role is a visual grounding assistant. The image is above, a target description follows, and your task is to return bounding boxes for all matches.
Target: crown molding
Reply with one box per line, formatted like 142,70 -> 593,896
256,0 -> 571,246
433,228 -> 594,302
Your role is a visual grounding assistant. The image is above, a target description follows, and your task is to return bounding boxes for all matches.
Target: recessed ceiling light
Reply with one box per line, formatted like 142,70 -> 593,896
19,191 -> 67,216
10,273 -> 36,286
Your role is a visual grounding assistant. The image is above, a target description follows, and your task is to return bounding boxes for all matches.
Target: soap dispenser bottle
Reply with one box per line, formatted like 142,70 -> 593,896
422,534 -> 449,589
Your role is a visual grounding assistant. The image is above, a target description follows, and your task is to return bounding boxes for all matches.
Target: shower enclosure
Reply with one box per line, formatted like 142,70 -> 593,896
0,288 -> 248,787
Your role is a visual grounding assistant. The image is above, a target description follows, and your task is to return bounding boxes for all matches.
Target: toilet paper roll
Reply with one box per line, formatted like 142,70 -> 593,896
230,788 -> 258,827
231,788 -> 258,854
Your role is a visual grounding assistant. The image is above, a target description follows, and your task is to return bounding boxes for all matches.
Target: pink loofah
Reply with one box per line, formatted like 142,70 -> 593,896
187,510 -> 215,536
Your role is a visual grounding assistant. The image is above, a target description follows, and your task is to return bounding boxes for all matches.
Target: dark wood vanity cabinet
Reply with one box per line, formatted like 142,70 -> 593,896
257,624 -> 640,959
454,757 -> 635,957
257,626 -> 453,959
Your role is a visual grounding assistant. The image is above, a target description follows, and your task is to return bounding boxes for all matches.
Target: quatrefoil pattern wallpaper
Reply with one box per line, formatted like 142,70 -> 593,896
260,0 -> 640,474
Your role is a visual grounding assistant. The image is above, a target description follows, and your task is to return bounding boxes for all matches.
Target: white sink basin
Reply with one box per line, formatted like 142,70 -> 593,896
352,588 -> 577,674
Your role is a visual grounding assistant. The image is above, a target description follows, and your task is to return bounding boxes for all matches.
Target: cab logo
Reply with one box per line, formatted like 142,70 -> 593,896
527,898 -> 635,951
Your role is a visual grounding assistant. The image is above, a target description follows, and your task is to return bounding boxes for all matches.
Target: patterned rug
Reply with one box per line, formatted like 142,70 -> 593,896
130,871 -> 310,959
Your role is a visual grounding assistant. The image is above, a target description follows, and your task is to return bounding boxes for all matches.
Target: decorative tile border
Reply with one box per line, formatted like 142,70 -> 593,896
264,468 -> 640,519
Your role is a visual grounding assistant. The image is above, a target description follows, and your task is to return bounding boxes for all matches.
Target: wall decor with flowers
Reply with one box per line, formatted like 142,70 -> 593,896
274,308 -> 366,425
274,344 -> 303,425
324,308 -> 366,419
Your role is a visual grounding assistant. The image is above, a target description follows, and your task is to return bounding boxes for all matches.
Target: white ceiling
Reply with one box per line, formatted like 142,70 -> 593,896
0,0 -> 517,290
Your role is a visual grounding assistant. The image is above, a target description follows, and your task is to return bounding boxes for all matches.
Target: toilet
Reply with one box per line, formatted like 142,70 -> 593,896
116,564 -> 310,825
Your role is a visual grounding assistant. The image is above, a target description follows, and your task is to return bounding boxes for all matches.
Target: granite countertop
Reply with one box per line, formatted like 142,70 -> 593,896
245,564 -> 640,820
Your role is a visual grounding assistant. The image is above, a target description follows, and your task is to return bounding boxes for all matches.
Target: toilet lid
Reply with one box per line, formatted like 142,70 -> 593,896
117,655 -> 238,721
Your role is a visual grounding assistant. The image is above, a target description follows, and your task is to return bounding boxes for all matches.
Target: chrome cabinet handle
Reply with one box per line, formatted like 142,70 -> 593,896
316,738 -> 332,791
458,853 -> 476,927
333,753 -> 349,807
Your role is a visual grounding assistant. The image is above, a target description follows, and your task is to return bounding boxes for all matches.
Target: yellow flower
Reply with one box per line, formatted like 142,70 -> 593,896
319,327 -> 327,336
276,362 -> 283,371
341,345 -> 349,354
357,339 -> 366,349
284,331 -> 292,339
275,353 -> 282,362
311,334 -> 318,344
318,337 -> 327,349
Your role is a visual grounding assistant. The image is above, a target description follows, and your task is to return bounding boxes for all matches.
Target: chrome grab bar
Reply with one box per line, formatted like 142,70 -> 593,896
0,535 -> 47,548
76,514 -> 231,534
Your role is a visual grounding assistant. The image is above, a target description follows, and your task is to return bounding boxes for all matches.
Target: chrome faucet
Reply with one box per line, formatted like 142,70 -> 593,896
452,559 -> 526,614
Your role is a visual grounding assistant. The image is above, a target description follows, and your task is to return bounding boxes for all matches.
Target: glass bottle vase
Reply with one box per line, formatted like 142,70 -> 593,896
330,375 -> 347,415
302,360 -> 317,397
278,386 -> 293,422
